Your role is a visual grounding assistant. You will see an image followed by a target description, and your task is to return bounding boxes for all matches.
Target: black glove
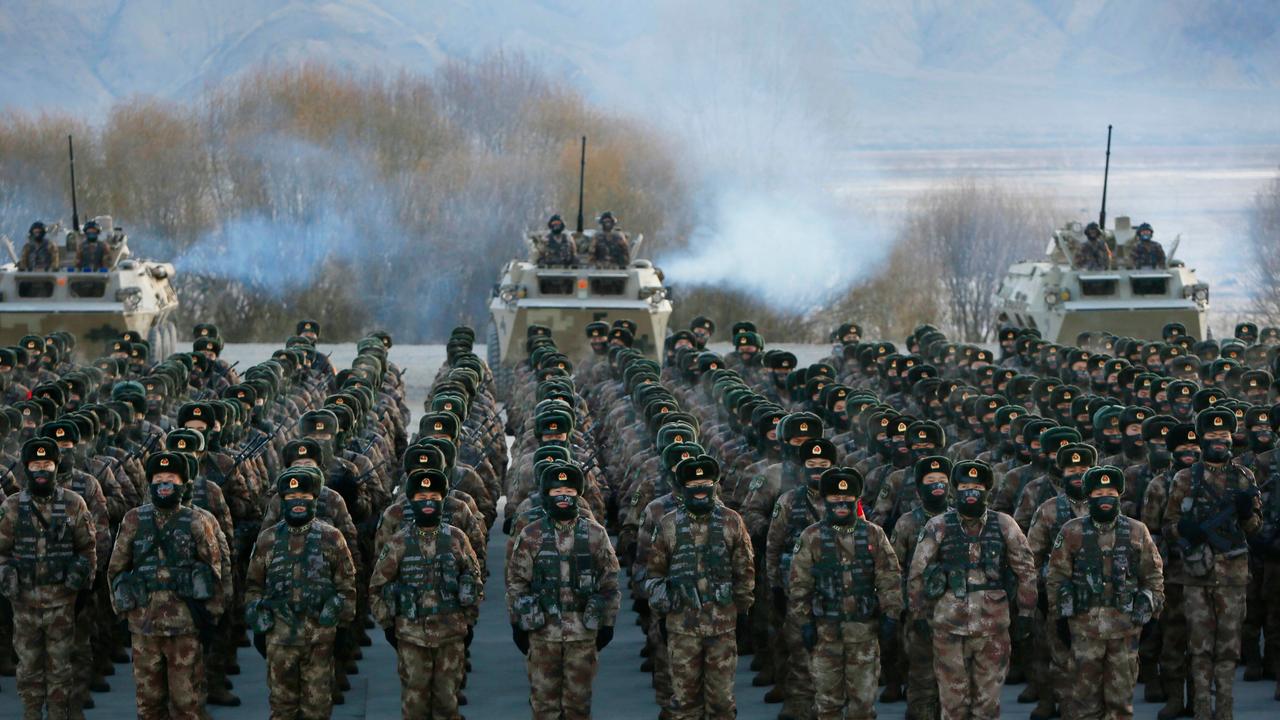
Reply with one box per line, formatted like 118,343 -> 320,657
74,590 -> 91,615
772,587 -> 787,616
912,618 -> 931,640
620,541 -> 636,568
879,616 -> 898,645
502,516 -> 514,535
1056,617 -> 1072,648
512,624 -> 530,655
1013,615 -> 1034,643
465,624 -> 475,648
596,625 -> 614,651
735,612 -> 750,641
1178,517 -> 1207,545
659,617 -> 669,644
634,597 -> 650,618
253,632 -> 268,658
1036,586 -> 1048,615
1235,489 -> 1259,518
384,627 -> 398,649
801,622 -> 817,650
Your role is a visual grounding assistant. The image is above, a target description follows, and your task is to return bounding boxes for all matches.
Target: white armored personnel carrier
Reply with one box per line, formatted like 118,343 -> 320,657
993,215 -> 1210,344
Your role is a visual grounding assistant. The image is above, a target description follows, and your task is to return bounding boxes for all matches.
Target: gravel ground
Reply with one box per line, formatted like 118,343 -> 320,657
1,343 -> 1274,719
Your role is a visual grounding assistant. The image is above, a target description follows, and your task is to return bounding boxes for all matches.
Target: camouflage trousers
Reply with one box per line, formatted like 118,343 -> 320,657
905,621 -> 939,720
1243,558 -> 1280,676
1185,584 -> 1245,720
646,610 -> 673,710
132,632 -> 205,720
783,620 -> 814,712
667,631 -> 737,720
1160,582 -> 1189,684
398,638 -> 465,719
1032,607 -> 1075,711
526,636 -> 598,720
932,630 -> 1010,720
14,601 -> 77,720
1071,634 -> 1139,720
812,627 -> 878,720
266,639 -> 335,720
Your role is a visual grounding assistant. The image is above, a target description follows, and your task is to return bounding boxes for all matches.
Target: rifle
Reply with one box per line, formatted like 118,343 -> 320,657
123,432 -> 161,463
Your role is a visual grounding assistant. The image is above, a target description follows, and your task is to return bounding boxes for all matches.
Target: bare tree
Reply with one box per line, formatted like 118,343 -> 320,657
897,180 -> 1059,342
1249,170 -> 1280,322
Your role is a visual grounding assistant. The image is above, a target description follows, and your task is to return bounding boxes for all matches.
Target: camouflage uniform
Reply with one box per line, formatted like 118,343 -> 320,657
244,518 -> 357,720
1163,460 -> 1261,719
536,232 -> 578,267
108,502 -> 227,719
1026,492 -> 1088,714
892,505 -> 943,720
0,487 -> 97,720
645,503 -> 755,720
586,229 -> 631,268
1130,238 -> 1167,269
787,515 -> 903,720
506,514 -> 620,720
765,485 -> 821,716
18,238 -> 60,271
907,508 -> 1037,720
1046,514 -> 1164,719
370,521 -> 482,719
1073,238 -> 1111,270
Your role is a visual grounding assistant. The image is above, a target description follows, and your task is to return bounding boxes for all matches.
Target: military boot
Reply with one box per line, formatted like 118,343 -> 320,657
1144,676 -> 1168,703
752,669 -> 775,687
1156,680 -> 1186,720
207,686 -> 241,707
1029,697 -> 1057,720
763,685 -> 786,703
1017,683 -> 1040,704
880,683 -> 905,703
1244,641 -> 1265,681
640,658 -> 654,672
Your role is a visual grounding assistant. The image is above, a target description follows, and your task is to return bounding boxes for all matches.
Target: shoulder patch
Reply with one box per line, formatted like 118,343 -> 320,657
1053,532 -> 1065,550
749,476 -> 765,492
771,503 -> 782,519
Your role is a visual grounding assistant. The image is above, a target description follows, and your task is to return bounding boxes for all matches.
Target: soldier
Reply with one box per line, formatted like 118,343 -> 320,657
534,214 -> 578,267
370,468 -> 482,719
1046,465 -> 1165,720
108,451 -> 227,720
645,454 -> 755,720
17,221 -> 60,271
689,316 -> 716,350
586,211 -> 631,268
1163,408 -> 1262,719
787,467 -> 903,720
74,220 -> 109,271
0,438 -> 96,720
894,455 -> 952,720
244,467 -> 357,720
1073,222 -> 1111,271
907,460 -> 1037,720
506,462 -> 620,720
1130,222 -> 1167,269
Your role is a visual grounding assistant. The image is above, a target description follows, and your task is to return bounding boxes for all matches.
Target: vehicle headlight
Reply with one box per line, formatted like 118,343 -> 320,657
1045,291 -> 1059,306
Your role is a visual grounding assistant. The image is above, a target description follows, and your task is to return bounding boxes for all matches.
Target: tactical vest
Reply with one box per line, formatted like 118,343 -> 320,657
1131,466 -> 1155,519
1186,463 -> 1249,552
391,524 -> 466,619
929,510 -> 1010,599
131,506 -> 206,601
1051,495 -> 1079,541
779,490 -> 818,585
13,491 -> 75,586
669,506 -> 733,609
1069,517 -> 1136,612
903,506 -> 932,570
192,476 -> 210,513
811,521 -> 879,621
264,522 -> 337,624
529,517 -> 598,616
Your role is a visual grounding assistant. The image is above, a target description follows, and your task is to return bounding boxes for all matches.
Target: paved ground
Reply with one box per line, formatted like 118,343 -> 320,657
0,343 -> 1276,718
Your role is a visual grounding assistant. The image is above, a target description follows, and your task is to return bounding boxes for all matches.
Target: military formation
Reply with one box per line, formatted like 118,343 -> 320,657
1,301 -> 1280,719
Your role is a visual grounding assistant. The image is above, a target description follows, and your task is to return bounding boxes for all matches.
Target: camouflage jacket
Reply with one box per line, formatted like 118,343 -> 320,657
369,522 -> 481,646
787,519 -> 903,640
263,486 -> 358,562
1046,515 -> 1164,639
379,492 -> 486,572
107,504 -> 227,636
644,504 -> 755,637
18,240 -> 59,271
535,233 -> 578,267
586,230 -> 630,268
0,488 -> 96,608
245,519 -> 357,646
1073,239 -> 1111,270
505,515 -> 620,642
1027,494 -> 1089,570
907,509 -> 1037,636
890,505 -> 941,614
1162,460 -> 1261,586
766,486 -> 821,590
1129,239 -> 1166,269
